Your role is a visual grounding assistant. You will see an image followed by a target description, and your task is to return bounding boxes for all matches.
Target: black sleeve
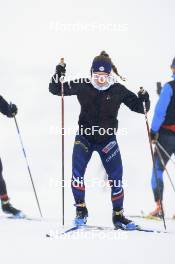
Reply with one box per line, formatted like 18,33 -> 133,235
49,73 -> 80,96
121,85 -> 150,113
0,96 -> 10,116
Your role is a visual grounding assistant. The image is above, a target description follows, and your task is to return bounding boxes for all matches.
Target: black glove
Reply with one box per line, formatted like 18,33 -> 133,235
55,62 -> 66,77
7,103 -> 18,118
138,88 -> 149,102
150,130 -> 159,143
49,78 -> 59,95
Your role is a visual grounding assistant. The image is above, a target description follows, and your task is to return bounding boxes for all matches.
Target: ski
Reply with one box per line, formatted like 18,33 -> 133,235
128,215 -> 161,221
46,226 -> 79,238
0,214 -> 43,221
46,224 -> 168,238
83,225 -> 168,233
7,216 -> 42,221
128,211 -> 175,221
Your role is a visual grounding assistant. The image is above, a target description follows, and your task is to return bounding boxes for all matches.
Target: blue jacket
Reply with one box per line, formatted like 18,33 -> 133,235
151,74 -> 175,132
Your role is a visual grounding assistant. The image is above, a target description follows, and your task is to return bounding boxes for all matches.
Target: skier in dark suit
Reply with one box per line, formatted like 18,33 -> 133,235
49,51 -> 150,230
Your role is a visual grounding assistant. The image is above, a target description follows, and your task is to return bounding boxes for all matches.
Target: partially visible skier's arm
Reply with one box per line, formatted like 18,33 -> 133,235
121,85 -> 150,113
151,83 -> 173,132
0,96 -> 10,115
0,96 -> 18,117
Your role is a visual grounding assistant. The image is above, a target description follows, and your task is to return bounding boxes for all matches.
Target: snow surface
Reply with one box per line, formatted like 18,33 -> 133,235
0,211 -> 175,264
0,0 -> 175,263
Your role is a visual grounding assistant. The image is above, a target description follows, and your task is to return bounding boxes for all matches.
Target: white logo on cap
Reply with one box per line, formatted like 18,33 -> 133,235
99,66 -> 105,71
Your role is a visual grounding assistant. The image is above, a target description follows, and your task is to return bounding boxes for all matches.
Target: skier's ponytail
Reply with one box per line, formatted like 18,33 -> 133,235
96,51 -> 126,81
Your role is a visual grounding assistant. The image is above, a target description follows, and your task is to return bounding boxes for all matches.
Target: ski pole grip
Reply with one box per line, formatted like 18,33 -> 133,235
139,87 -> 146,94
156,82 -> 162,95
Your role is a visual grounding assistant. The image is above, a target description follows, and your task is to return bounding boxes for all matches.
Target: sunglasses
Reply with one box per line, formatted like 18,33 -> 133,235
93,73 -> 110,79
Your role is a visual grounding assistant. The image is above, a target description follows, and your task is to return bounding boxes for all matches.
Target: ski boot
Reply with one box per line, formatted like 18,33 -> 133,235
74,203 -> 88,226
113,209 -> 138,230
1,200 -> 25,218
148,201 -> 163,219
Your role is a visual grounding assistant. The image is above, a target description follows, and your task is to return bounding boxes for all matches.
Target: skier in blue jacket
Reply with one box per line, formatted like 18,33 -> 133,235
49,51 -> 150,230
149,57 -> 175,217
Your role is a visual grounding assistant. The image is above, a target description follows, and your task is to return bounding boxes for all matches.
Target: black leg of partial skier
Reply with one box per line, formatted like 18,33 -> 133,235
155,144 -> 175,193
0,159 -> 8,196
157,141 -> 175,167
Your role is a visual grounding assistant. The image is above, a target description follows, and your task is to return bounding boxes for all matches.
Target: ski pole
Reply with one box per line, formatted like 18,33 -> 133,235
60,58 -> 65,226
140,89 -> 166,230
155,144 -> 175,193
157,141 -> 175,167
13,115 -> 43,218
